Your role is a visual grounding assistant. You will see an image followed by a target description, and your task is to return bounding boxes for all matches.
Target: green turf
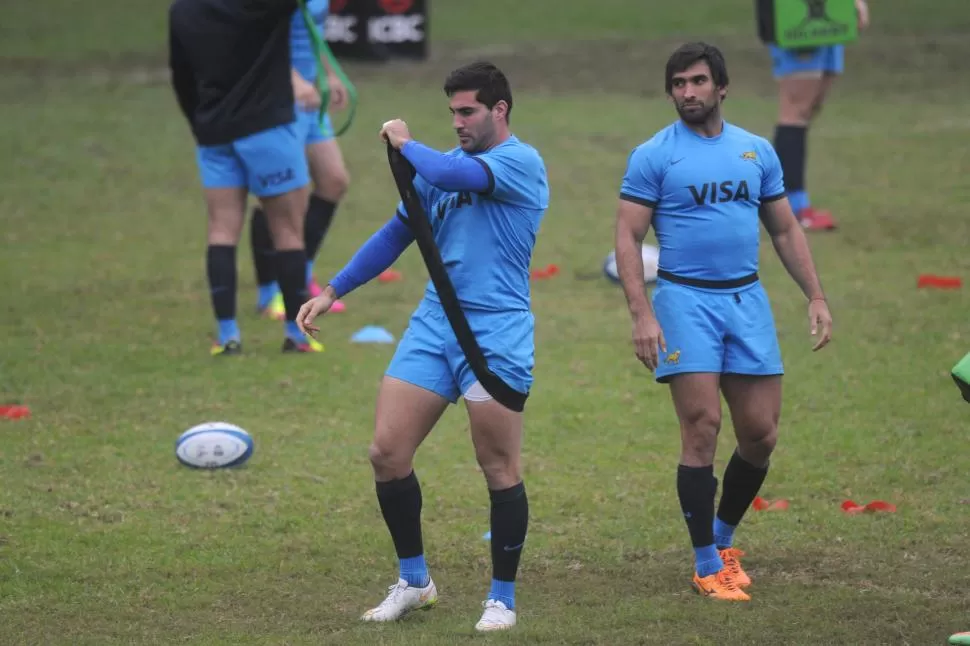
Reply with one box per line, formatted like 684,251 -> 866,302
2,0 -> 970,644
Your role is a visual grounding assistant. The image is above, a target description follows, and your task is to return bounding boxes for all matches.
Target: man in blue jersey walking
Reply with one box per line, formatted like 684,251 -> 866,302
298,61 -> 548,632
251,0 -> 353,327
614,42 -> 833,601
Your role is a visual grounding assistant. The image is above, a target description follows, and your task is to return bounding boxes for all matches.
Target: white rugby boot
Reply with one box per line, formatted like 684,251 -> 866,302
474,599 -> 517,632
360,578 -> 437,622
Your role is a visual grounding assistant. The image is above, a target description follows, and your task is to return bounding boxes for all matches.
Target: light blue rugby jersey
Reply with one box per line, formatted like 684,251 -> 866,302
397,135 -> 550,312
620,120 -> 786,283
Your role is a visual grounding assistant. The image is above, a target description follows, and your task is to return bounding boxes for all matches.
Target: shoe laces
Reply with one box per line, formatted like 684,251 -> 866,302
480,599 -> 509,622
714,568 -> 744,592
377,581 -> 409,608
719,547 -> 745,569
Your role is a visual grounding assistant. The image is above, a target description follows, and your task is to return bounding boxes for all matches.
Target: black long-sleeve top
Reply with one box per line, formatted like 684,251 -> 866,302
168,0 -> 299,146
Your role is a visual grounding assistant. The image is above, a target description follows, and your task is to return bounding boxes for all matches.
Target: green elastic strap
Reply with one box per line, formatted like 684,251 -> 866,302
951,351 -> 970,403
298,0 -> 358,137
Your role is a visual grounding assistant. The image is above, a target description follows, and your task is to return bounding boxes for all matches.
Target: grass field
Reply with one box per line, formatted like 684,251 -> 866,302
2,0 -> 970,644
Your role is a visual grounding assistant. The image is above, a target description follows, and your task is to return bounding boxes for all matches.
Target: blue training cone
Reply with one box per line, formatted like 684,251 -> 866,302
351,325 -> 395,344
482,530 -> 491,540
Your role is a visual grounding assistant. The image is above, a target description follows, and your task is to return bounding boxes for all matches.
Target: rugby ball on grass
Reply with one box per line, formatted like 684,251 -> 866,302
175,422 -> 253,469
603,244 -> 660,284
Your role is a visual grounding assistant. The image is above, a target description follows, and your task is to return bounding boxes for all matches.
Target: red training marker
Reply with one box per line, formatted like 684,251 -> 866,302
917,274 -> 962,289
0,405 -> 31,420
841,499 -> 896,514
530,264 -> 560,280
753,496 -> 789,511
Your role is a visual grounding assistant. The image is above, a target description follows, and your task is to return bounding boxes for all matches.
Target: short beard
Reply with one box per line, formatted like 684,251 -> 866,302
463,123 -> 497,153
676,101 -> 718,124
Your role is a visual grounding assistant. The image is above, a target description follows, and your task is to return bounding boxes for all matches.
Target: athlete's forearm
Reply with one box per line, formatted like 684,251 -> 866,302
328,215 -> 414,298
615,222 -> 656,321
320,55 -> 337,78
400,140 -> 490,192
770,228 -> 826,301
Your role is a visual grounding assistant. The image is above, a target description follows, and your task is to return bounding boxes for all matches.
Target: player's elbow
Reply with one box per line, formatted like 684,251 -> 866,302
759,201 -> 801,238
616,201 -> 652,243
767,214 -> 799,240
615,216 -> 646,247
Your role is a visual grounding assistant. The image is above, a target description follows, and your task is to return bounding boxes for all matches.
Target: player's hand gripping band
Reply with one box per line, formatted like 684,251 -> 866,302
385,142 -> 529,413
298,0 -> 358,137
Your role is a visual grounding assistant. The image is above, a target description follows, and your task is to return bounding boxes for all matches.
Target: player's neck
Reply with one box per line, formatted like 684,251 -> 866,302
682,116 -> 724,139
483,128 -> 511,151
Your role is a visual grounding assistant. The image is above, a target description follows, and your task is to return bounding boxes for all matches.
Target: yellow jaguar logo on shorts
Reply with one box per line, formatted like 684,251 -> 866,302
665,350 -> 681,365
740,151 -> 757,161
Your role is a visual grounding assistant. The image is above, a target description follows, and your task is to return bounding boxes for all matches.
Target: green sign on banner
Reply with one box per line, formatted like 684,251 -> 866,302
773,0 -> 858,48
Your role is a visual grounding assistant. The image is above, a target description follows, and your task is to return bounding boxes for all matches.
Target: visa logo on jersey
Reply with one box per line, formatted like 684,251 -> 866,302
687,180 -> 751,205
436,191 -> 473,220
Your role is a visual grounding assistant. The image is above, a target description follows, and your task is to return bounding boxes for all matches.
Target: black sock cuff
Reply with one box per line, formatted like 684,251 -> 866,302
489,481 -> 525,504
775,123 -> 807,136
309,194 -> 337,210
376,471 -> 419,496
773,124 -> 808,153
207,245 -> 237,265
678,464 -> 718,496
730,450 -> 769,473
677,464 -> 714,474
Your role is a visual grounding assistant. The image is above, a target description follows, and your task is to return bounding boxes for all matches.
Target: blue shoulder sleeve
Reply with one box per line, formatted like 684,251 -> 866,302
400,140 -> 490,193
619,144 -> 662,208
758,140 -> 786,202
474,143 -> 549,209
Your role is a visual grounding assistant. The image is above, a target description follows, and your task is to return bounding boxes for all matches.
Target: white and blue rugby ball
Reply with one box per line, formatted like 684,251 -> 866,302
603,244 -> 660,284
175,422 -> 254,469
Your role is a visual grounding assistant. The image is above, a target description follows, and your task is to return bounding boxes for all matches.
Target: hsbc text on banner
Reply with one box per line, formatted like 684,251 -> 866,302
326,0 -> 429,61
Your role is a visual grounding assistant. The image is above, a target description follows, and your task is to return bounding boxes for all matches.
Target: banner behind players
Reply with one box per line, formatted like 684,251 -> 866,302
326,0 -> 429,61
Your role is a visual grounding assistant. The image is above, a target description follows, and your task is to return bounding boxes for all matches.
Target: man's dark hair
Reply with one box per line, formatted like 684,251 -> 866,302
443,61 -> 513,123
664,42 -> 729,96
